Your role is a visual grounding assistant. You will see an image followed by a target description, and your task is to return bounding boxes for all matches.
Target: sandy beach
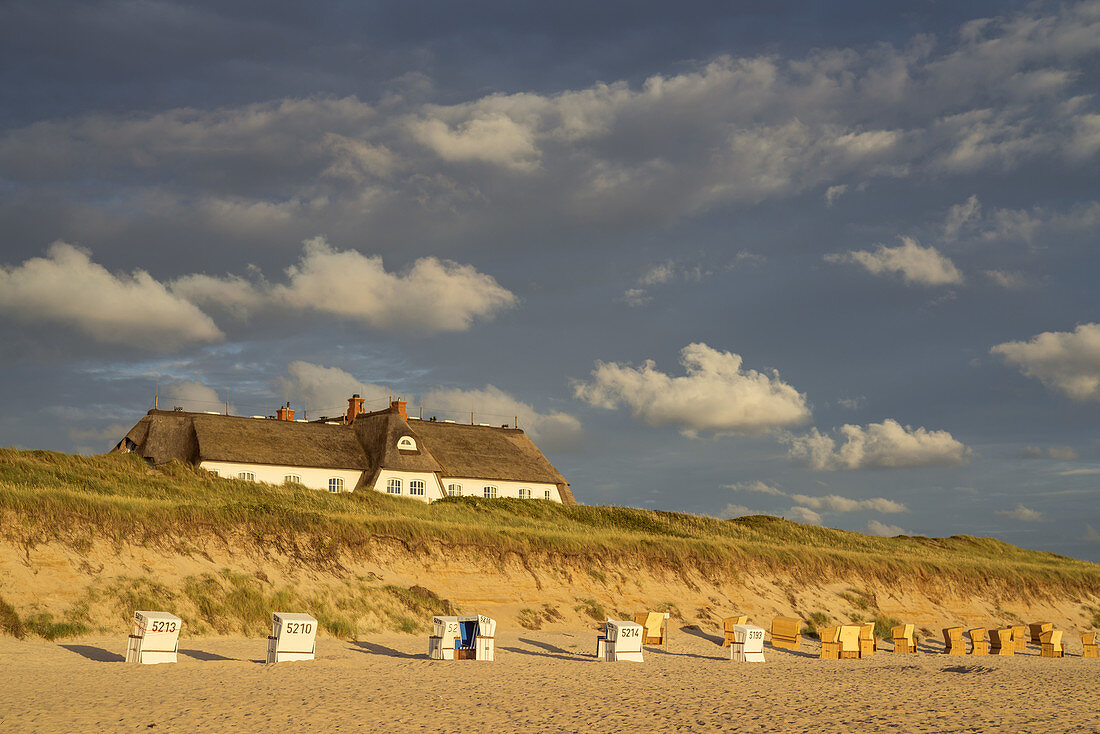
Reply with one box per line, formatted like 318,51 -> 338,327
1,628 -> 1097,733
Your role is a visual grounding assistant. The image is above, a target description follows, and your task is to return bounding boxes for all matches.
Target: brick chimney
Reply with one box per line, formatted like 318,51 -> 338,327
276,402 -> 295,421
346,394 -> 365,423
391,399 -> 407,420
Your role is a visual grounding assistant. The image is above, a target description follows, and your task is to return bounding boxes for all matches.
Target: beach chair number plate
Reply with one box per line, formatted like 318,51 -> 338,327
284,622 -> 312,634
747,630 -> 763,641
149,620 -> 178,633
619,627 -> 640,638
446,623 -> 459,634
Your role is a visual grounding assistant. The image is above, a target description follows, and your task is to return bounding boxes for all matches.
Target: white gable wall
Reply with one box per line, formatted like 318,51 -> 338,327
371,469 -> 446,502
200,461 -> 362,493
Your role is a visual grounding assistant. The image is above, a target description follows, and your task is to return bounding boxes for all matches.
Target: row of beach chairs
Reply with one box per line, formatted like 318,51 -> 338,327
126,610 -> 318,665
122,607 -> 1099,666
754,615 -> 1095,658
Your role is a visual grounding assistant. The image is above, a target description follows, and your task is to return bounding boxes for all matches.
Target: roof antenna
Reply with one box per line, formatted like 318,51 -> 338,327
154,377 -> 159,410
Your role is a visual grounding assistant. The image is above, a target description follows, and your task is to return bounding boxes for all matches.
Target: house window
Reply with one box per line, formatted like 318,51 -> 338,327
483,486 -> 498,499
544,489 -> 552,500
409,480 -> 425,496
238,471 -> 255,481
387,478 -> 402,494
518,488 -> 531,499
328,477 -> 344,493
447,484 -> 462,497
397,436 -> 417,451
284,475 -> 301,484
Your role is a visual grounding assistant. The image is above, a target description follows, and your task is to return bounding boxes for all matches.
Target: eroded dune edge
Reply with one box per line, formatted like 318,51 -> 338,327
1,448 -> 1098,643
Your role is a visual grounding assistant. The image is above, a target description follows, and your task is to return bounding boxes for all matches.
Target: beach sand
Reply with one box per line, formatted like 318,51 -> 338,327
1,628 -> 1097,733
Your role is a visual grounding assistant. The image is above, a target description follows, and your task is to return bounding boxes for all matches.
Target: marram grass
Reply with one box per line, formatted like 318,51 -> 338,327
0,448 -> 1098,639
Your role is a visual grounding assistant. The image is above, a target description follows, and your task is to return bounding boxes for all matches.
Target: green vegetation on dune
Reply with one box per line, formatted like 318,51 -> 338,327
0,448 -> 1098,639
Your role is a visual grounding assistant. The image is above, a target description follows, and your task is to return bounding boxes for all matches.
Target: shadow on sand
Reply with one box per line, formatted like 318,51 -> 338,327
766,642 -> 818,660
647,645 -> 723,662
501,645 -> 592,663
348,641 -> 423,660
180,649 -> 236,662
59,645 -> 124,663
678,624 -> 724,646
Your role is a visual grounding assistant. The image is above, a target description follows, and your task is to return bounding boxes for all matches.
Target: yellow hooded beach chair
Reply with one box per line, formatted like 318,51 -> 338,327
838,625 -> 862,659
990,628 -> 1014,655
633,612 -> 669,647
859,623 -> 876,656
1011,625 -> 1027,652
819,626 -> 840,659
967,628 -> 990,656
722,616 -> 748,646
1082,632 -> 1097,658
891,624 -> 916,653
1040,629 -> 1064,658
942,627 -> 965,655
1029,621 -> 1052,644
770,616 -> 802,650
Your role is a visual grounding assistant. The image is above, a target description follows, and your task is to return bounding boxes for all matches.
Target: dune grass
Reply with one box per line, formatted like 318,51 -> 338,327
1,447 -> 1099,639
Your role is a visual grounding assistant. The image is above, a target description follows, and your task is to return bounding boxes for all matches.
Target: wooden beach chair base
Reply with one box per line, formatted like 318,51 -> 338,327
820,642 -> 840,660
839,650 -> 860,660
1083,646 -> 1098,658
1040,645 -> 1064,658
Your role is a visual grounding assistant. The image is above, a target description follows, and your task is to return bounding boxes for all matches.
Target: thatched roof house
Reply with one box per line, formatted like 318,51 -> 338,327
115,398 -> 576,505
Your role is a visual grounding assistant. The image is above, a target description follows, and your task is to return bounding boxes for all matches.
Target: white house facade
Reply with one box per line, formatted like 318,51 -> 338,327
114,397 -> 576,505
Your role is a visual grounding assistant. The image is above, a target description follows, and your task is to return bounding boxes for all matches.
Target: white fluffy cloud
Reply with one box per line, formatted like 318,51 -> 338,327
274,361 -> 392,417
275,362 -> 583,451
991,322 -> 1100,400
789,494 -> 908,513
718,504 -> 753,520
788,506 -> 823,525
175,236 -> 517,334
573,342 -> 811,436
411,113 -> 540,171
3,4 -> 1098,238
826,237 -> 963,286
622,260 -> 709,307
866,520 -> 910,537
786,419 -> 971,470
996,504 -> 1044,522
0,242 -> 224,350
160,380 -> 225,412
723,480 -> 785,496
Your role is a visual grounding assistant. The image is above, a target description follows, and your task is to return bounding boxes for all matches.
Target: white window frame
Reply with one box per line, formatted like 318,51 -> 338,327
544,489 -> 552,500
518,488 -> 531,499
238,471 -> 255,481
447,484 -> 462,497
284,475 -> 301,485
387,478 -> 402,495
409,479 -> 425,496
483,486 -> 498,499
328,477 -> 344,493
397,436 -> 417,451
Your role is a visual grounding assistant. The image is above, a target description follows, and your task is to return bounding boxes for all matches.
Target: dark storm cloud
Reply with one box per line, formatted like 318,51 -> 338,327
1,0 -> 1098,560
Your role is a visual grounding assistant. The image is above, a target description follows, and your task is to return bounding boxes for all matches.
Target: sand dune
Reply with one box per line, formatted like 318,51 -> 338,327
1,629 -> 1097,733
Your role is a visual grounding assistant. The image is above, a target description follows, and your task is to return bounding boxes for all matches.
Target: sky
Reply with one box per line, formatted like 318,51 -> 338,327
1,0 -> 1099,560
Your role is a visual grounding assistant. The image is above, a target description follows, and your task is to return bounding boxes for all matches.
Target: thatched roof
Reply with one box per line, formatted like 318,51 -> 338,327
115,404 -> 577,504
353,411 -> 443,475
120,411 -> 367,470
406,419 -> 567,485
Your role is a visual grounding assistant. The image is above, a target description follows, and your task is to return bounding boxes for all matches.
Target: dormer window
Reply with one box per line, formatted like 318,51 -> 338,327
397,436 -> 417,451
